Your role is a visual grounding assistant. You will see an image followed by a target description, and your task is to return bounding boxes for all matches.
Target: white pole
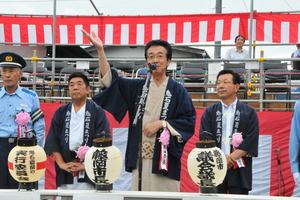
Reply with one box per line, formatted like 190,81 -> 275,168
214,0 -> 222,59
52,0 -> 57,80
249,0 -> 254,58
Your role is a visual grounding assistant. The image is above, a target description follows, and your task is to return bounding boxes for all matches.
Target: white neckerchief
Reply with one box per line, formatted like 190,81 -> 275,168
69,103 -> 86,151
221,98 -> 237,155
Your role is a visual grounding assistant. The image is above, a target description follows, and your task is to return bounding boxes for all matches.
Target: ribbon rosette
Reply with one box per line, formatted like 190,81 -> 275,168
230,132 -> 243,148
158,128 -> 170,171
230,132 -> 245,168
75,145 -> 90,162
15,110 -> 30,126
14,109 -> 30,138
159,128 -> 170,146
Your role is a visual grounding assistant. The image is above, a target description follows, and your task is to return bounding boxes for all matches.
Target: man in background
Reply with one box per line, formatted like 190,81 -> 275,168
291,43 -> 300,70
225,35 -> 249,63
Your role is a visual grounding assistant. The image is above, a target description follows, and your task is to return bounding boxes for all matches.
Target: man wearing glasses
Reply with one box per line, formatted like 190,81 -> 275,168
200,69 -> 259,195
82,30 -> 196,192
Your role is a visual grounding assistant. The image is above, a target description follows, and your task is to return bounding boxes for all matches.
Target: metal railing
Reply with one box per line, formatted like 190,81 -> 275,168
4,54 -> 300,111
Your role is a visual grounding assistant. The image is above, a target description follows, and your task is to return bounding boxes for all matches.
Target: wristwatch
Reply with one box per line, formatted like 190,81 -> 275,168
162,120 -> 167,129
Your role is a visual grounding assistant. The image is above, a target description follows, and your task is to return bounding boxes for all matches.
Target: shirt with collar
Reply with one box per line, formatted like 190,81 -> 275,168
221,98 -> 238,155
225,47 -> 249,63
0,85 -> 45,146
69,103 -> 86,151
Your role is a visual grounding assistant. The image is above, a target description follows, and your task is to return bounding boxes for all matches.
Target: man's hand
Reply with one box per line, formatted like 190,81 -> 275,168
69,162 -> 85,173
293,172 -> 300,186
226,154 -> 235,169
58,162 -> 77,173
81,29 -> 104,52
142,120 -> 163,137
59,162 -> 85,174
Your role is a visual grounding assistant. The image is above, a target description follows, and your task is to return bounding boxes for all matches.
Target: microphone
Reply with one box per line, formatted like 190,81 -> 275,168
148,63 -> 156,70
277,146 -> 281,165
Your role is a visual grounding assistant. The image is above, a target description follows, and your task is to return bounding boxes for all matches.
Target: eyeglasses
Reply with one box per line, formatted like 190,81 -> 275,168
216,81 -> 234,86
147,54 -> 166,61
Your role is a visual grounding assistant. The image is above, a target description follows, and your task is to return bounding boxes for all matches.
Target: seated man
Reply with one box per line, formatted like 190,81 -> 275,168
44,72 -> 110,189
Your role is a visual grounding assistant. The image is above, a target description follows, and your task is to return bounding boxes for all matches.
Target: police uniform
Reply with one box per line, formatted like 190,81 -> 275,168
0,52 -> 45,189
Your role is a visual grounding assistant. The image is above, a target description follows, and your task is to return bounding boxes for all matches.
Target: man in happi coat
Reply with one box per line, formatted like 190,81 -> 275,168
82,29 -> 196,192
200,69 -> 259,194
44,72 -> 110,189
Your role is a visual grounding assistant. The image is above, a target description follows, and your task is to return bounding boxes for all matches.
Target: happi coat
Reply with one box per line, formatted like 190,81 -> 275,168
44,100 -> 110,187
92,69 -> 196,181
200,100 -> 259,190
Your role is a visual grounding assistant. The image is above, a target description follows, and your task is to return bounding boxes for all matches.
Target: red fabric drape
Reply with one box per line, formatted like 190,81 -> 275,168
41,103 -> 294,196
1,13 -> 300,45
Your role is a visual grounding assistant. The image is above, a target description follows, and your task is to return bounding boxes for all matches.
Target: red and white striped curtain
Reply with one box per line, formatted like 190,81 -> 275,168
0,12 -> 300,45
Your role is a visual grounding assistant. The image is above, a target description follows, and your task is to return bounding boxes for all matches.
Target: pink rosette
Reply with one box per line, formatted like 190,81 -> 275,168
75,145 -> 90,161
159,128 -> 170,146
230,132 -> 243,148
15,111 -> 31,126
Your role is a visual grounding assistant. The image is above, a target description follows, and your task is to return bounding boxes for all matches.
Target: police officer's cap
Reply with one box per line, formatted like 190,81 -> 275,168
0,52 -> 26,69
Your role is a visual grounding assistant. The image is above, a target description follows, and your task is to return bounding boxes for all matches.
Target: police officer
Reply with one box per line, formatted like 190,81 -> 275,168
0,52 -> 45,189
